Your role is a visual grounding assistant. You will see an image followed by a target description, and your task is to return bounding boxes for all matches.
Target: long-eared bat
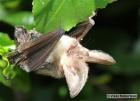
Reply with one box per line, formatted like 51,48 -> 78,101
8,18 -> 116,98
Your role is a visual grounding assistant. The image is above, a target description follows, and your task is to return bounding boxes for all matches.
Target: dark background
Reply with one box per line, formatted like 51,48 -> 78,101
0,0 -> 140,101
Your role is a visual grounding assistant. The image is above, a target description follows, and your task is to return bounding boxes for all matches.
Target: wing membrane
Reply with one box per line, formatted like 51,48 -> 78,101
8,29 -> 64,72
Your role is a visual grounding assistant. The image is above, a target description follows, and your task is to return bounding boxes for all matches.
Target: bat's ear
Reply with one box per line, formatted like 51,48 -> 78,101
62,57 -> 89,98
86,50 -> 116,65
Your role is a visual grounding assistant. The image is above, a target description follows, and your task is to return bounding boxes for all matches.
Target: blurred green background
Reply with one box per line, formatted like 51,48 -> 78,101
0,0 -> 140,101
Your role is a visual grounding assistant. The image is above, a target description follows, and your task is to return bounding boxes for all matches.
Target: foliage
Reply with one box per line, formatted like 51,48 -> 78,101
0,0 -> 113,90
0,0 -> 139,101
33,0 -> 95,33
0,33 -> 30,92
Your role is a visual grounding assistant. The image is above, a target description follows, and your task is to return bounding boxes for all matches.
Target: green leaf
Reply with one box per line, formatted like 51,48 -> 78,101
0,2 -> 34,29
0,46 -> 31,92
0,46 -> 17,79
0,32 -> 30,92
0,32 -> 14,46
0,68 -> 11,87
95,0 -> 116,9
0,3 -> 7,20
3,12 -> 34,29
0,0 -> 21,9
33,0 -> 95,33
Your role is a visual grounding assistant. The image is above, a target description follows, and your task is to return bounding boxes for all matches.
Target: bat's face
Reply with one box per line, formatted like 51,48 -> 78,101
8,19 -> 116,98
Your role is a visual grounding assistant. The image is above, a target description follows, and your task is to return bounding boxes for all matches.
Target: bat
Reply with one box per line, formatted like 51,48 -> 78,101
8,18 -> 116,98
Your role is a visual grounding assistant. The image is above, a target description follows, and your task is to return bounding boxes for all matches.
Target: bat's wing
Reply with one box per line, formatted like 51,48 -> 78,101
68,19 -> 94,41
8,28 -> 64,72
